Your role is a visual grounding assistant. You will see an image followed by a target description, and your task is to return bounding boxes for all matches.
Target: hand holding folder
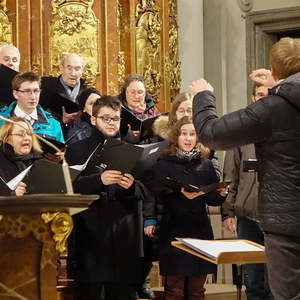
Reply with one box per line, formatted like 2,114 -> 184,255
1,159 -> 79,194
71,139 -> 167,177
120,107 -> 159,141
89,138 -> 144,174
161,176 -> 231,194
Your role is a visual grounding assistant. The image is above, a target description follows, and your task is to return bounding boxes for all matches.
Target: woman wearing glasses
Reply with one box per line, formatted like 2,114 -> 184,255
0,117 -> 42,196
153,92 -> 193,141
118,74 -> 160,143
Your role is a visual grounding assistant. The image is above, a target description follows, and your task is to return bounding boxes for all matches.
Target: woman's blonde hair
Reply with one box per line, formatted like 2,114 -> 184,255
0,117 -> 42,152
164,116 -> 210,158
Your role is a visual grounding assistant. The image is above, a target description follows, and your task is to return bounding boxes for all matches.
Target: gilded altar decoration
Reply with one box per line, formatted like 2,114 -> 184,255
41,212 -> 73,253
136,0 -> 162,100
118,51 -> 125,85
49,0 -> 99,85
166,0 -> 181,99
0,0 -> 7,12
31,54 -> 42,75
0,214 -> 57,268
0,6 -> 12,46
0,215 -> 2,222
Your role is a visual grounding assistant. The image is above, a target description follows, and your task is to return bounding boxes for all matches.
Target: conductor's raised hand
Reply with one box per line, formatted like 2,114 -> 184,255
189,79 -> 214,95
118,173 -> 134,189
101,170 -> 123,185
249,68 -> 277,87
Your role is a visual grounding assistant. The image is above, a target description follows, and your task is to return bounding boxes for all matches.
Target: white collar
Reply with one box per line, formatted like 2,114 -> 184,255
14,104 -> 38,123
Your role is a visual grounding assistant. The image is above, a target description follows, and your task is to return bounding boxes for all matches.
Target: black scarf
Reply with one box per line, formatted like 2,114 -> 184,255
2,143 -> 42,172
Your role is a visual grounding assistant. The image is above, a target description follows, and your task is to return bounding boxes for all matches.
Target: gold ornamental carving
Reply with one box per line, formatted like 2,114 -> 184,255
0,215 -> 57,268
31,53 -> 42,75
0,0 -> 7,12
118,51 -> 125,85
41,212 -> 73,253
135,0 -> 162,100
166,0 -> 181,100
49,0 -> 99,85
0,5 -> 12,46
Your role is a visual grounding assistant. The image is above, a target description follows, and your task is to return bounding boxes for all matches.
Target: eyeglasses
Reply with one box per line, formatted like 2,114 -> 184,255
96,116 -> 121,123
177,108 -> 193,114
16,89 -> 41,96
9,132 -> 33,138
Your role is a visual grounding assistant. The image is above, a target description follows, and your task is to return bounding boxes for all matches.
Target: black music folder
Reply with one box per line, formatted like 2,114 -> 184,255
161,177 -> 231,193
133,140 -> 169,178
23,159 -> 80,194
90,138 -> 144,174
120,107 -> 159,141
40,77 -> 80,115
38,136 -> 66,155
0,63 -> 18,107
0,176 -> 12,196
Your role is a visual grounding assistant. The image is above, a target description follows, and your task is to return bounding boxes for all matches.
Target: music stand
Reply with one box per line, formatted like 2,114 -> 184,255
172,239 -> 266,300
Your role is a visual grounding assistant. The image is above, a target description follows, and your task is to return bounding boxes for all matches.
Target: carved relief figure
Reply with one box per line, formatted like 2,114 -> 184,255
0,10 -> 12,45
49,1 -> 99,85
136,10 -> 161,98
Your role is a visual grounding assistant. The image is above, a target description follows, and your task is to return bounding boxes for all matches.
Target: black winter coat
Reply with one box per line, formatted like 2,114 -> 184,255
193,72 -> 300,237
152,154 -> 225,276
0,143 -> 42,193
40,76 -> 87,118
65,128 -> 147,284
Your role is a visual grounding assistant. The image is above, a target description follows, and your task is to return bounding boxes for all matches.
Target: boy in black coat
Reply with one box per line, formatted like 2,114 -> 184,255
66,96 -> 148,300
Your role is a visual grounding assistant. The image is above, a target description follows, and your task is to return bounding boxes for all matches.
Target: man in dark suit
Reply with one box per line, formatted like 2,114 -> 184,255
39,53 -> 87,126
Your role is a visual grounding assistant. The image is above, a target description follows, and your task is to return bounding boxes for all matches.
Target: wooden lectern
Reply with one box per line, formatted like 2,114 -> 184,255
172,239 -> 266,300
0,194 -> 98,300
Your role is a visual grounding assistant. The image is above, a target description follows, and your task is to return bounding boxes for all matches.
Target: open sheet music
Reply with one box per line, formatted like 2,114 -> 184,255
173,238 -> 266,264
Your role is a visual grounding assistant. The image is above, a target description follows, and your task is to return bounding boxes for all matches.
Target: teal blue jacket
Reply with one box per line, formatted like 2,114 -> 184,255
0,102 -> 65,143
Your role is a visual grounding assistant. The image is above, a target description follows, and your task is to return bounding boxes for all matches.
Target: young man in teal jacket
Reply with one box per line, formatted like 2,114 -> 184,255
0,71 -> 64,143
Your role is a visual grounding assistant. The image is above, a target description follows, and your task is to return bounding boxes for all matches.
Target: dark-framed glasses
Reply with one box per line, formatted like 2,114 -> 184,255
96,116 -> 121,123
16,89 -> 41,96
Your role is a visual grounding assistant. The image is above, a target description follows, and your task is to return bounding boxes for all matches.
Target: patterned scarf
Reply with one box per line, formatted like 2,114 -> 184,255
177,148 -> 200,160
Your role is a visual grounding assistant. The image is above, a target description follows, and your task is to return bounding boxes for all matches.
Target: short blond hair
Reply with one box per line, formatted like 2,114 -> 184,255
0,117 -> 42,152
270,37 -> 300,80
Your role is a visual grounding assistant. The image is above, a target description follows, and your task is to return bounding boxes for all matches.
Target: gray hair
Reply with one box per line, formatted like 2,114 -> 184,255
59,52 -> 84,67
0,43 -> 20,57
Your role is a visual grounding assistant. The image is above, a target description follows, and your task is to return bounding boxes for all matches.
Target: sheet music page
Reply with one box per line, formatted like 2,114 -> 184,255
180,238 -> 264,259
7,165 -> 33,190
